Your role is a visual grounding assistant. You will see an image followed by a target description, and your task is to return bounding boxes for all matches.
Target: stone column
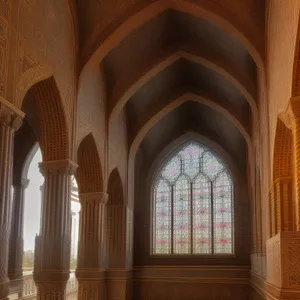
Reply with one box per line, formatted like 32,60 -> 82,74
8,178 -> 30,280
33,160 -> 77,300
292,116 -> 300,231
269,184 -> 276,237
106,205 -> 133,300
0,101 -> 23,300
76,192 -> 108,300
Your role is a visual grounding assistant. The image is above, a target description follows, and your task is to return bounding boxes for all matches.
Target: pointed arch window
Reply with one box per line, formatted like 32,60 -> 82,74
152,142 -> 234,255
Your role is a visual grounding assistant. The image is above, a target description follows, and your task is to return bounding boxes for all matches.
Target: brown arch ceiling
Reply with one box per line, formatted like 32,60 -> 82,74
76,133 -> 103,194
129,92 -> 251,163
108,50 -> 258,127
80,0 -> 264,73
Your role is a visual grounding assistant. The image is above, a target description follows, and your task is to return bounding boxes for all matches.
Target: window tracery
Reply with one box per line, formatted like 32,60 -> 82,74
153,142 -> 234,255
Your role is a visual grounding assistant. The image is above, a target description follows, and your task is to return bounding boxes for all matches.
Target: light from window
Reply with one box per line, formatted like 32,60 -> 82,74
152,142 -> 234,255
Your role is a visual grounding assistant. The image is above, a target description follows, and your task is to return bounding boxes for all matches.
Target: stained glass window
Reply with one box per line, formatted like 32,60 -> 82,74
152,142 -> 234,255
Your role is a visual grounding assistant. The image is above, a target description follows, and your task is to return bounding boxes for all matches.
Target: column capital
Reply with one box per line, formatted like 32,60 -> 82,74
79,192 -> 109,204
0,98 -> 24,130
279,97 -> 300,129
39,159 -> 78,176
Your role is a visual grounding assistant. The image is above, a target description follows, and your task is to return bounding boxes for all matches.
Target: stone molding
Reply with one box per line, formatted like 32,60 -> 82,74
75,269 -> 105,280
39,159 -> 78,176
0,98 -> 24,116
106,269 -> 133,280
251,253 -> 266,278
79,192 -> 108,204
132,266 -> 249,283
0,104 -> 23,131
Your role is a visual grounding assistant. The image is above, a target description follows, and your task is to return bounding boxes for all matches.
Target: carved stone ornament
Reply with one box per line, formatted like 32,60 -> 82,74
0,98 -> 24,130
39,159 -> 78,176
266,231 -> 300,290
279,97 -> 300,129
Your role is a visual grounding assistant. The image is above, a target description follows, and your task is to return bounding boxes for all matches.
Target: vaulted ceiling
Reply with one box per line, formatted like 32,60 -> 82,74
75,0 -> 266,177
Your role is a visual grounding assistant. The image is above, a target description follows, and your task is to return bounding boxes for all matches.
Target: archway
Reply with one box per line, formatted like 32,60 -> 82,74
76,133 -> 103,194
106,168 -> 126,268
8,75 -> 74,299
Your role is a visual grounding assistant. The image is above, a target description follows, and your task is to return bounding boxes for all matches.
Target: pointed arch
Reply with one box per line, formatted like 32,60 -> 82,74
16,65 -> 53,108
76,133 -> 103,194
106,168 -> 126,268
108,50 -> 257,128
25,76 -> 70,161
107,168 -> 124,206
129,92 -> 251,158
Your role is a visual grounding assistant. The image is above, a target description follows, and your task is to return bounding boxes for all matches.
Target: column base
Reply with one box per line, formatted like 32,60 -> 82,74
106,270 -> 132,300
0,279 -> 9,300
35,281 -> 67,300
251,253 -> 266,278
76,269 -> 105,300
8,278 -> 23,297
8,269 -> 23,281
34,270 -> 69,300
266,231 -> 300,299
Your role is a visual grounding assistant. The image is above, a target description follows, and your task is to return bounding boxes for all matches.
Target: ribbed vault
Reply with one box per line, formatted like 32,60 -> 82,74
75,1 -> 266,237
76,0 -> 266,66
138,101 -> 247,174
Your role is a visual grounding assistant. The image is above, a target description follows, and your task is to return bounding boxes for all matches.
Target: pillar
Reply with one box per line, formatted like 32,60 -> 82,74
8,178 -> 30,280
33,159 -> 77,300
292,116 -> 300,230
274,177 -> 293,232
106,205 -> 133,300
0,100 -> 23,300
269,184 -> 276,237
76,192 -> 108,300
